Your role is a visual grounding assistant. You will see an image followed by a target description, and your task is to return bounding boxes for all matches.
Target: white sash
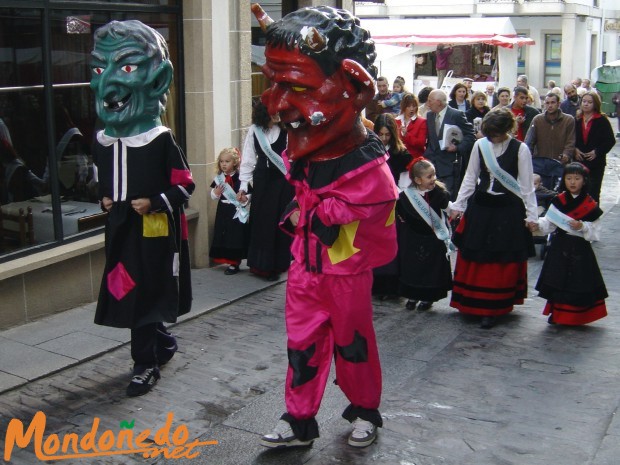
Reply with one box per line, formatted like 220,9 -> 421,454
478,138 -> 522,199
544,204 -> 584,238
403,187 -> 455,259
214,173 -> 249,223
254,127 -> 287,175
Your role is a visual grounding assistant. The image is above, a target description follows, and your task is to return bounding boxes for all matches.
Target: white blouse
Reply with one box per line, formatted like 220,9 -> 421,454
450,137 -> 538,222
239,124 -> 283,193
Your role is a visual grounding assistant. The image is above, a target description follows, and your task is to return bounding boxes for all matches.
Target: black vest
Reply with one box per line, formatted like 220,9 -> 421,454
477,138 -> 521,195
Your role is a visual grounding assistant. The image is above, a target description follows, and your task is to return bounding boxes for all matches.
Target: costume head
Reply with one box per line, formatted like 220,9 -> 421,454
252,4 -> 377,161
90,20 -> 173,138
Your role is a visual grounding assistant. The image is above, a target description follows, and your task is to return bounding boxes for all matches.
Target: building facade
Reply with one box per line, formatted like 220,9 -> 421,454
355,0 -> 620,92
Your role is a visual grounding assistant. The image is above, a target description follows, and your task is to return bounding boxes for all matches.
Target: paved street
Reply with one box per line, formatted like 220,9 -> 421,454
1,146 -> 620,464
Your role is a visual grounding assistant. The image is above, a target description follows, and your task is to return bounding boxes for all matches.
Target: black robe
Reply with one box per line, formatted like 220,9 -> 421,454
93,128 -> 194,329
396,186 -> 453,301
246,129 -> 294,274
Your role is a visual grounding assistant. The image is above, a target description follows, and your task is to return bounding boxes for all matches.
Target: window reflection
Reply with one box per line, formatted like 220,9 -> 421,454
0,6 -> 180,256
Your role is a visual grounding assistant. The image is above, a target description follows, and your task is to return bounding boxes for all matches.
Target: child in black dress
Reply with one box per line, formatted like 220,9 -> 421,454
397,158 -> 453,310
209,147 -> 249,275
534,162 -> 607,325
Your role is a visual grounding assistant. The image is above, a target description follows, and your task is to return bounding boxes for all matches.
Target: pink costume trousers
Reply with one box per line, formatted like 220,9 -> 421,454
284,261 -> 382,421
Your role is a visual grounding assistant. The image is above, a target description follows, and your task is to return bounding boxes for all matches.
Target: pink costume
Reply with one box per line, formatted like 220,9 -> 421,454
279,133 -> 398,439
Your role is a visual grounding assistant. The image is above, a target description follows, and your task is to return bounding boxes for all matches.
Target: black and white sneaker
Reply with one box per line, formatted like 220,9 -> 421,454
126,366 -> 160,397
260,419 -> 313,448
348,418 -> 377,448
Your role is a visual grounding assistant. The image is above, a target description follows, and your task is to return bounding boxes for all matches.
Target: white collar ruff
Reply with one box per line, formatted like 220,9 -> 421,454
97,126 -> 171,148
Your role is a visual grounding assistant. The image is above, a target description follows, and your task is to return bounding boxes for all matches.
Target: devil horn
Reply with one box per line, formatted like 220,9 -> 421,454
303,27 -> 327,51
251,3 -> 274,32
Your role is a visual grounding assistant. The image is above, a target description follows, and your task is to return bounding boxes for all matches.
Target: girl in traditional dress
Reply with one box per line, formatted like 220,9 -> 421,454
209,147 -> 249,275
238,102 -> 293,281
533,162 -> 607,325
397,158 -> 453,310
449,108 -> 538,329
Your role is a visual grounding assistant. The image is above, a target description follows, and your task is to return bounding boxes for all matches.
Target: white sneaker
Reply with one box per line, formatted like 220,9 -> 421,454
348,418 -> 377,448
260,420 -> 314,448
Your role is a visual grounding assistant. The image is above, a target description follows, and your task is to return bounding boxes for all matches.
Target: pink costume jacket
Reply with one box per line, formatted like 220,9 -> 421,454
280,133 -> 398,275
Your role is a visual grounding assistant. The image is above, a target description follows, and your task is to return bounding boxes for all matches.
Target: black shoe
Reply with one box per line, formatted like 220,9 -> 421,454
405,300 -> 418,310
547,315 -> 557,325
224,265 -> 239,275
126,366 -> 160,397
266,273 -> 280,281
417,301 -> 433,311
480,316 -> 496,329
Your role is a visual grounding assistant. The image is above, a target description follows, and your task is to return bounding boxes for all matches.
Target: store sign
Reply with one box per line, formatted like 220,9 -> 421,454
605,20 -> 620,32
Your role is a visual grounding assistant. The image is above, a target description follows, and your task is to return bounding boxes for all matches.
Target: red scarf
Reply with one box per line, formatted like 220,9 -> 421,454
580,112 -> 602,145
556,192 -> 598,220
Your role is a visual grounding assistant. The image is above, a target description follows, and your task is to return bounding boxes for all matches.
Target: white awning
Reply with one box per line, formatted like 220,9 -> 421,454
361,17 -> 535,50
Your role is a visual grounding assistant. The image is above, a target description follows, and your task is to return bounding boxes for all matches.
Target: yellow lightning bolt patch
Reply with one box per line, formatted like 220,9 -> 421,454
328,220 -> 361,265
385,204 -> 396,226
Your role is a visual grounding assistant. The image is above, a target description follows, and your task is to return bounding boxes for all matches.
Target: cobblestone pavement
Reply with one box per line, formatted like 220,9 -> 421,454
1,148 -> 619,465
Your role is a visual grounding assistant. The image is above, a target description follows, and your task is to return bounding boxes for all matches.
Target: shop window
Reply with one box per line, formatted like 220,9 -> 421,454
0,6 -> 181,259
544,34 -> 561,88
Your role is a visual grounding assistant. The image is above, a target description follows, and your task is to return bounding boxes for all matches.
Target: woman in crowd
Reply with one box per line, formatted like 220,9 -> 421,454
395,93 -> 427,165
492,87 -> 511,110
238,102 -> 294,281
465,91 -> 490,139
448,83 -> 471,112
449,109 -> 537,329
573,91 -> 616,203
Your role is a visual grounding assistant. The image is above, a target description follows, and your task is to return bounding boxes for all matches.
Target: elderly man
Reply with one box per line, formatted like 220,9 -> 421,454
517,74 -> 541,110
560,84 -> 580,118
423,89 -> 475,198
253,4 -> 398,449
364,76 -> 392,124
485,83 -> 498,108
525,93 -> 575,189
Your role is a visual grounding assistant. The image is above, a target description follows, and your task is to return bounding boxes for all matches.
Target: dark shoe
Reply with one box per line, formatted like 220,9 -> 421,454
547,315 -> 557,325
266,273 -> 280,282
348,418 -> 377,448
417,301 -> 433,311
126,366 -> 160,397
224,265 -> 239,275
405,300 -> 418,310
480,316 -> 496,329
261,419 -> 314,448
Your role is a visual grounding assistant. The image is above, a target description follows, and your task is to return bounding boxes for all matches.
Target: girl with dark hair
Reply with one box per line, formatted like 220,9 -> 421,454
449,108 -> 538,329
371,113 -> 411,299
394,93 -> 427,166
533,162 -> 607,325
448,83 -> 471,112
574,91 -> 615,203
238,101 -> 293,280
374,113 -> 412,188
397,158 -> 452,311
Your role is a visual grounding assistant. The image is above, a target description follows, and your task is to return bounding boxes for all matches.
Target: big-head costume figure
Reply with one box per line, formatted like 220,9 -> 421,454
90,20 -> 194,397
253,4 -> 398,449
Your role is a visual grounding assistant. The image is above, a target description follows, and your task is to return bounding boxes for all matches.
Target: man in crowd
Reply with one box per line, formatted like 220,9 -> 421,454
365,76 -> 392,124
517,74 -> 541,110
463,77 -> 474,98
581,78 -> 593,93
560,83 -> 580,118
423,89 -> 475,198
525,93 -> 575,189
508,86 -> 540,142
435,44 -> 453,88
572,77 -> 587,96
485,83 -> 498,108
253,4 -> 398,449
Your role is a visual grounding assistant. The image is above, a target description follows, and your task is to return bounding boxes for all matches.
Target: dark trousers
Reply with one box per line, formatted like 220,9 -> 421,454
130,322 -> 176,372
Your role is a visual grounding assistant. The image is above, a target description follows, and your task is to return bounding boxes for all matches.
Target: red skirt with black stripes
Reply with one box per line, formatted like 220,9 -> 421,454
450,252 -> 527,316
